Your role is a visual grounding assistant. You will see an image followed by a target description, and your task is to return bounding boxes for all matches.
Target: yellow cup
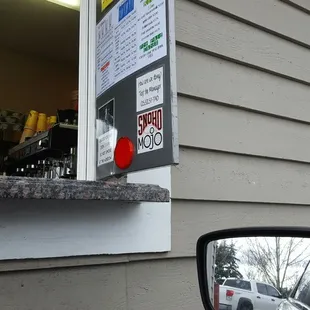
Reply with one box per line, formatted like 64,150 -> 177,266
49,116 -> 57,128
46,116 -> 50,129
36,113 -> 47,133
20,110 -> 38,143
24,110 -> 38,131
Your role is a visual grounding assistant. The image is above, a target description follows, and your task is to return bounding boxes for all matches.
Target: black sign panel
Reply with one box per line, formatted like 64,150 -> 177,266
95,0 -> 178,179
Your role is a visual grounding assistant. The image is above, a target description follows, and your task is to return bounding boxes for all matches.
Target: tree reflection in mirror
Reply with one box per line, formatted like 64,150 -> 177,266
196,228 -> 310,310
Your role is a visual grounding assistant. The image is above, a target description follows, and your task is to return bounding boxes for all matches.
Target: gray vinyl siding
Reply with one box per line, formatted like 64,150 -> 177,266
176,0 -> 310,84
0,258 -> 200,310
170,0 -> 310,308
186,0 -> 310,47
172,0 -> 310,258
2,1 -> 310,310
173,0 -> 310,203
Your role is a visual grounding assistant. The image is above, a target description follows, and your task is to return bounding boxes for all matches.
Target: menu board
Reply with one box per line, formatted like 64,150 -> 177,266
96,0 -> 167,98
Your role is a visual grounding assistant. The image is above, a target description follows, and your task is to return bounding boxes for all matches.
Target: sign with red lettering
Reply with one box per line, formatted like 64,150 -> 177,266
137,107 -> 163,154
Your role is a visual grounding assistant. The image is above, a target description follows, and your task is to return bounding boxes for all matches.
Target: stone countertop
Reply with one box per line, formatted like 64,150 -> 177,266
0,177 -> 170,202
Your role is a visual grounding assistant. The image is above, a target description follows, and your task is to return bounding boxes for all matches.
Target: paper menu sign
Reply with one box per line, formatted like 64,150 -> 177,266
96,0 -> 167,98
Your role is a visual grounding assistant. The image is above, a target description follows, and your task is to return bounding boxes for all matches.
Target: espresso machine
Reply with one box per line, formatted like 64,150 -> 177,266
6,123 -> 78,179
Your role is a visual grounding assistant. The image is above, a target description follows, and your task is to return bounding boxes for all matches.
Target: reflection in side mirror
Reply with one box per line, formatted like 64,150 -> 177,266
196,227 -> 310,310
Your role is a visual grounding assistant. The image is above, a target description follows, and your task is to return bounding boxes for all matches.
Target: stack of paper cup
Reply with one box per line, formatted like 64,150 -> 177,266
46,117 -> 51,129
49,116 -> 57,128
20,110 -> 38,143
36,113 -> 47,133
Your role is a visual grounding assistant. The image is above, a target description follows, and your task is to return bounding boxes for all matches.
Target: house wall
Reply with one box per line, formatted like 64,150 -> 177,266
2,0 -> 310,309
1,203 -> 310,309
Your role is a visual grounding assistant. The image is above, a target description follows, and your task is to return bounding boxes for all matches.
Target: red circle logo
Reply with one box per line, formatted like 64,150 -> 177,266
114,137 -> 135,170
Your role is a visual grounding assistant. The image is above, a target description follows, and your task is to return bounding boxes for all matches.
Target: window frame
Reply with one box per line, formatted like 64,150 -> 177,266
224,279 -> 252,291
77,0 -> 97,181
78,0 -> 178,181
77,0 -> 91,180
256,283 -> 268,296
266,284 -> 281,298
86,0 -> 97,181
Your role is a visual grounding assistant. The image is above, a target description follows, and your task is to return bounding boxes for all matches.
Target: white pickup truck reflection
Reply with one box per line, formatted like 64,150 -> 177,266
219,278 -> 282,310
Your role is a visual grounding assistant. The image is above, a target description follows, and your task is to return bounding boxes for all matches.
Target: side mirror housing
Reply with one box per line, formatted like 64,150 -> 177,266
196,227 -> 310,310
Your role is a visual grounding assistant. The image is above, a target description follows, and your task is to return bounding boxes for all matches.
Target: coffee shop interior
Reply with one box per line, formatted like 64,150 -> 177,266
0,0 -> 80,179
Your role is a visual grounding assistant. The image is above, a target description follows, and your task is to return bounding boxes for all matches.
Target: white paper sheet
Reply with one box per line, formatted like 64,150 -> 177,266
96,0 -> 167,98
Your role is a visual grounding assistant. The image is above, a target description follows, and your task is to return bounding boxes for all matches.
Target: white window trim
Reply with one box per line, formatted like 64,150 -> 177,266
86,0 -> 97,181
77,0 -> 90,180
77,0 -> 97,181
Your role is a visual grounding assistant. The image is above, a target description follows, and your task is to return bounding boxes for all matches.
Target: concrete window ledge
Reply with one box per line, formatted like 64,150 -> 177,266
0,171 -> 171,260
0,177 -> 170,202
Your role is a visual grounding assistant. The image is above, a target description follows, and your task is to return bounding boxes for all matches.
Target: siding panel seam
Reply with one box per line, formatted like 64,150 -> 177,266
171,197 -> 310,207
176,41 -> 310,87
0,255 -> 194,274
184,0 -> 310,49
177,144 -> 310,165
280,0 -> 310,15
177,93 -> 310,126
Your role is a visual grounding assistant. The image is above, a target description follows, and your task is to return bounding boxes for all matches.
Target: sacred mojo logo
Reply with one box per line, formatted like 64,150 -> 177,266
137,107 -> 163,154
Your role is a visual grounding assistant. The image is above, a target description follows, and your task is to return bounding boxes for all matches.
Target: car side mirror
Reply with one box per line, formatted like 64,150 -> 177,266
196,227 -> 310,310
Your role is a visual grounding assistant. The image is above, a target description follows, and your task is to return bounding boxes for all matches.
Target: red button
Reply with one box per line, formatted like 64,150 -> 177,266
114,137 -> 135,170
